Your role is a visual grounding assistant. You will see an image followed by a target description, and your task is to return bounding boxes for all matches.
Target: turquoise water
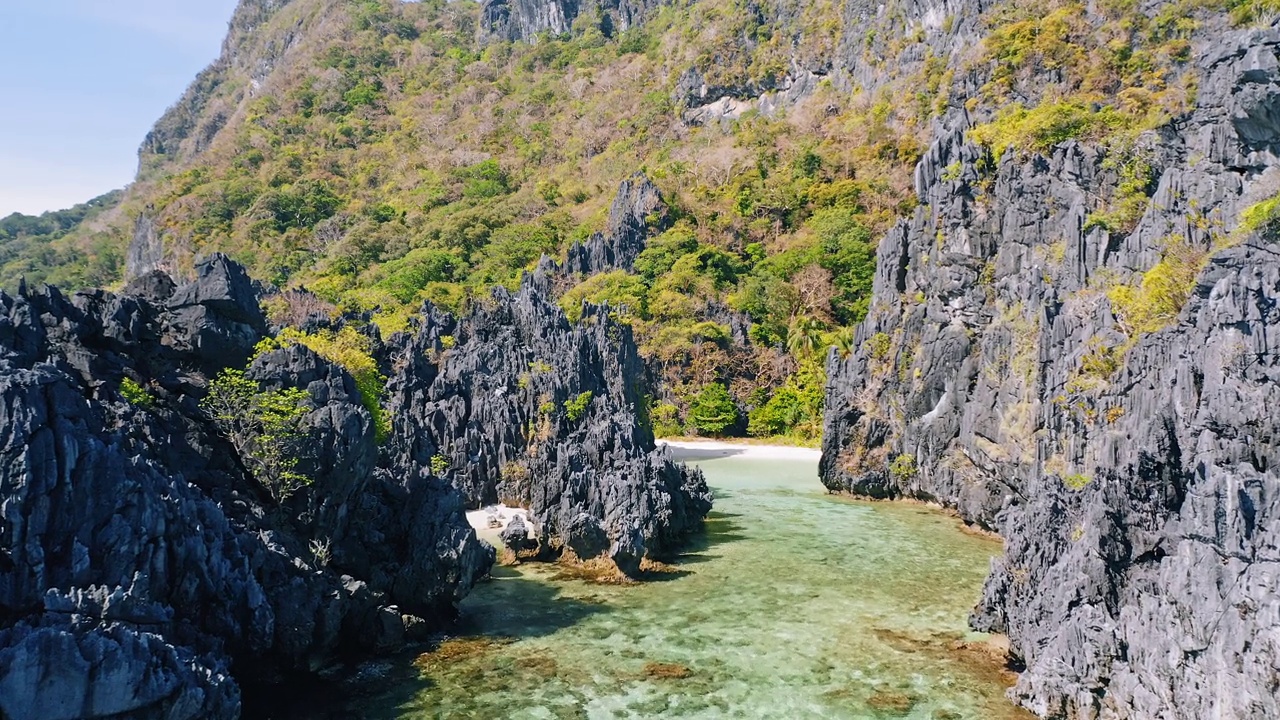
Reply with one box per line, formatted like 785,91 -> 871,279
363,451 -> 1027,719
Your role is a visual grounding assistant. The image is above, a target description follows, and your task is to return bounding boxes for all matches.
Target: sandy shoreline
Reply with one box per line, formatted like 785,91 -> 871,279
659,439 -> 822,462
465,504 -> 533,546
465,442 -> 819,544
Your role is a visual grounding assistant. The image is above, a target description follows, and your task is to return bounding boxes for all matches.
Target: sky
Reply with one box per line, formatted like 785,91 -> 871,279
0,1 -> 240,217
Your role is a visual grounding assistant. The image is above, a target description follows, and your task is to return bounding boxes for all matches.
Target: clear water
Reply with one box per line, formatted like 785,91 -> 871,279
361,452 -> 1029,719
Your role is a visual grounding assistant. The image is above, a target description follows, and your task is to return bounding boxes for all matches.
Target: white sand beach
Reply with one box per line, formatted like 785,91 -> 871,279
465,442 -> 819,545
466,503 -> 534,547
659,439 -> 822,462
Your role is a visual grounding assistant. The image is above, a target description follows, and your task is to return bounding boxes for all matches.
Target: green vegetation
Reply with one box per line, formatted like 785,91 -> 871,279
559,270 -> 647,323
1063,473 -> 1093,490
1239,192 -> 1280,235
260,326 -> 390,442
119,377 -> 154,408
17,0 -> 1255,448
1085,144 -> 1157,234
17,0 -> 920,445
430,454 -> 450,475
1107,239 -> 1208,336
889,453 -> 917,482
564,391 -> 594,423
687,383 -> 739,436
746,366 -> 824,441
0,191 -> 124,290
969,101 -> 1126,161
864,332 -> 892,362
650,401 -> 683,437
963,0 -> 1208,241
202,369 -> 313,503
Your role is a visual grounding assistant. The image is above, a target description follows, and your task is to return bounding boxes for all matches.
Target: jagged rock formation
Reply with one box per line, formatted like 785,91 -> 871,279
564,172 -> 669,276
676,65 -> 828,126
478,0 -> 664,44
381,269 -> 712,575
0,248 -> 710,717
821,21 -> 1280,720
0,254 -> 490,719
141,0 -> 304,172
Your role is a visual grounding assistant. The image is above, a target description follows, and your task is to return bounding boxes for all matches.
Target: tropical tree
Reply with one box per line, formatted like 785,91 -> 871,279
203,369 -> 313,503
688,383 -> 739,436
786,316 -> 825,358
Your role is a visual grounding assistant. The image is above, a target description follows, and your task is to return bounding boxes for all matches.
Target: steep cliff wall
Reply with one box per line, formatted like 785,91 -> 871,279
141,0 -> 309,173
0,255 -> 491,719
478,0 -> 664,43
821,18 -> 1280,720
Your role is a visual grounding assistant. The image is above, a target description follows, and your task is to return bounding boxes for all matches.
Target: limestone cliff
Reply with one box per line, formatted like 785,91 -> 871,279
141,0 -> 307,173
0,255 -> 489,719
821,19 -> 1280,720
381,271 -> 711,574
478,0 -> 664,43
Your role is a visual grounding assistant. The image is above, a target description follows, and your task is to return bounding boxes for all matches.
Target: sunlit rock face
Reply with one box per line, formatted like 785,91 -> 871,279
821,20 -> 1280,720
477,0 -> 666,43
380,262 -> 712,576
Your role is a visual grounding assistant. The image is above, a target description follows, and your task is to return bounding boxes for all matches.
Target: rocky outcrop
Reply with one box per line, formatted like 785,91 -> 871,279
676,66 -> 829,127
140,0 -> 305,172
478,0 -> 665,44
0,245 -> 711,717
0,254 -> 490,719
124,212 -> 165,281
821,20 -> 1280,720
564,172 -> 669,276
381,268 -> 712,576
970,240 -> 1280,719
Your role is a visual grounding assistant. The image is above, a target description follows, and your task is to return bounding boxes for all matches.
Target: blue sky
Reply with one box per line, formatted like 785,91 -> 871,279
0,1 -> 239,216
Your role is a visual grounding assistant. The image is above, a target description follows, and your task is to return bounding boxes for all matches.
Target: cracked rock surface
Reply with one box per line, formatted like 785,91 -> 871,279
821,22 -> 1280,720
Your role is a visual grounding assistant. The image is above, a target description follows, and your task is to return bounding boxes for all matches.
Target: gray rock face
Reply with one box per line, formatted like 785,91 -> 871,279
821,21 -> 1280,720
500,514 -> 533,551
140,0 -> 301,169
381,269 -> 712,576
478,0 -> 664,43
124,212 -> 166,281
565,172 -> 669,276
0,241 -> 711,715
0,259 -> 490,719
676,65 -> 830,127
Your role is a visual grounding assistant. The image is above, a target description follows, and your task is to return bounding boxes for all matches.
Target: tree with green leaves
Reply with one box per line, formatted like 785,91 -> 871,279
688,383 -> 739,436
202,369 -> 313,503
786,316 -> 825,359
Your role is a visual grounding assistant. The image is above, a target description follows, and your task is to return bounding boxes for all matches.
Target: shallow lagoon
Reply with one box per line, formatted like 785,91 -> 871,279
361,449 -> 1027,719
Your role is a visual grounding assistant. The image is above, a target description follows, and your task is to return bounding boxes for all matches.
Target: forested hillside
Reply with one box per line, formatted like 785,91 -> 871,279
9,0 -> 1275,444
0,190 -> 124,289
